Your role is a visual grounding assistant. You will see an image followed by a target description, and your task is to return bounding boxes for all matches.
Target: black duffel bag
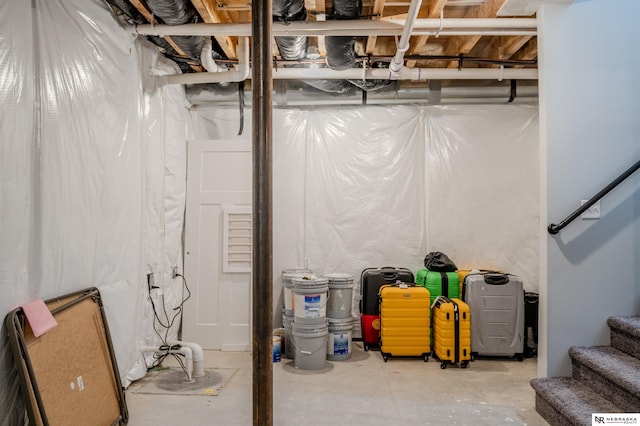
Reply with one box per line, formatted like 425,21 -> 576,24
423,251 -> 458,272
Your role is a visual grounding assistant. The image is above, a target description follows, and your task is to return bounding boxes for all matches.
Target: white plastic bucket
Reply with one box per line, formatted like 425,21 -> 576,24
282,269 -> 313,316
273,335 -> 282,362
324,273 -> 355,319
282,313 -> 295,359
293,321 -> 328,370
327,317 -> 353,361
293,276 -> 329,324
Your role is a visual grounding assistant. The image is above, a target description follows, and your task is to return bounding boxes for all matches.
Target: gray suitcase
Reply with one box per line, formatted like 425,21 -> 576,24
463,272 -> 524,360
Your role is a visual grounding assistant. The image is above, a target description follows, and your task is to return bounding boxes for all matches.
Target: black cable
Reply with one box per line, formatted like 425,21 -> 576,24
146,271 -> 193,379
238,80 -> 245,136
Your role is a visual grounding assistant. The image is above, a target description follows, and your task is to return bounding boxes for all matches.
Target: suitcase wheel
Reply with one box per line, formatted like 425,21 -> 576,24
364,344 -> 369,352
516,353 -> 524,362
440,361 -> 448,369
423,354 -> 429,363
461,360 -> 469,369
382,353 -> 389,362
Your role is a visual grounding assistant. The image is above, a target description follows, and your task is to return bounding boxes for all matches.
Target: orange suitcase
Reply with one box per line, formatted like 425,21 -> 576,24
379,283 -> 430,362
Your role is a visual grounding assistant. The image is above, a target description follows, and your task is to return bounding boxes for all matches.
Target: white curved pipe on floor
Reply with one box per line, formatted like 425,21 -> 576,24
141,345 -> 194,382
170,341 -> 205,377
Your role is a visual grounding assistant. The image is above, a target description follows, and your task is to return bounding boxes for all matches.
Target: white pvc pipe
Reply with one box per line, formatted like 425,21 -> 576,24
130,18 -> 536,37
200,37 -> 220,73
160,36 -> 249,86
141,345 -> 194,382
162,66 -> 537,85
170,341 -> 205,377
389,0 -> 423,74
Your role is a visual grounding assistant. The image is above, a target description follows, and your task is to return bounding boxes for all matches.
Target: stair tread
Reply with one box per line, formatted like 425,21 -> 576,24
570,346 -> 640,396
531,377 -> 623,422
608,316 -> 640,338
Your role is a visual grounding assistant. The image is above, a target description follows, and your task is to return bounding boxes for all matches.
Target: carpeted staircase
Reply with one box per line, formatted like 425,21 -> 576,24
530,315 -> 640,425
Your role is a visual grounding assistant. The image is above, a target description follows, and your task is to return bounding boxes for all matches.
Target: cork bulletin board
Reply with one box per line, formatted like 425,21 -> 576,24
5,287 -> 128,425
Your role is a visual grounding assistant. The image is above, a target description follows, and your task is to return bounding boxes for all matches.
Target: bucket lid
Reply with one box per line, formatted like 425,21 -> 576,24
292,276 -> 328,286
327,317 -> 353,326
323,273 -> 354,287
284,273 -> 316,287
292,321 -> 328,334
282,267 -> 312,275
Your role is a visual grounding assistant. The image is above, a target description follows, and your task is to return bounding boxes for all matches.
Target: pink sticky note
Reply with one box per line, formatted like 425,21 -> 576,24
22,299 -> 58,337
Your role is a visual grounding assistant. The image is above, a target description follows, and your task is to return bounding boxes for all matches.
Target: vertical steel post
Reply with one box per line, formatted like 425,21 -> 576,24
251,0 -> 273,424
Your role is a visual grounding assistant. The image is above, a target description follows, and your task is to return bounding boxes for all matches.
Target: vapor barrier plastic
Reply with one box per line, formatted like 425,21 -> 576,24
141,41 -> 190,348
0,2 -> 33,423
425,105 -> 540,291
191,104 -> 539,326
1,0 -> 190,419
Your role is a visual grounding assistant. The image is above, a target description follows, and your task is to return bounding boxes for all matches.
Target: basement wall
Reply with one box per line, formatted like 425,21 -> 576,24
538,0 -> 640,377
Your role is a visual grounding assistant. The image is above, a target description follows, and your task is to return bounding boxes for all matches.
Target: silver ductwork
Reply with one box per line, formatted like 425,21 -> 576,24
273,0 -> 308,60
106,0 -> 227,70
304,0 -> 390,94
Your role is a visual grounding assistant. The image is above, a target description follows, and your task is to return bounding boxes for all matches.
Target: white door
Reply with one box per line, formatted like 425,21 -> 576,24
183,139 -> 252,350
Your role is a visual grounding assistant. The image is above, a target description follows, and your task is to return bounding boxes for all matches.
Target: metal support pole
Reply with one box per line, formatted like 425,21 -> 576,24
251,0 -> 273,423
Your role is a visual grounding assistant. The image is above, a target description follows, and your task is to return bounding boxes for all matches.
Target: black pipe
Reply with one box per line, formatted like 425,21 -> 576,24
252,0 -> 274,424
548,159 -> 640,234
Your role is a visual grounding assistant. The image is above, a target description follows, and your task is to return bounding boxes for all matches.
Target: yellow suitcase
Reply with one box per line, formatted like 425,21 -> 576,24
432,296 -> 472,369
379,283 -> 430,362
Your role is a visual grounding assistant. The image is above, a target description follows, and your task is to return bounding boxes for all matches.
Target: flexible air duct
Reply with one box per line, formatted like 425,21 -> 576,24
144,0 -> 205,61
273,0 -> 308,60
145,0 -> 194,25
348,79 -> 391,92
104,0 -> 146,24
325,0 -> 361,70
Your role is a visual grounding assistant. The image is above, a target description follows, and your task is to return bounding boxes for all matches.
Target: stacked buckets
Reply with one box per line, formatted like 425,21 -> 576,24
280,270 -> 355,370
324,274 -> 355,362
281,269 -> 312,361
292,275 -> 329,370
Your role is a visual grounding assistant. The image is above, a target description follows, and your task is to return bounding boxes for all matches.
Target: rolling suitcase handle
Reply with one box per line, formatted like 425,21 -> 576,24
483,273 -> 510,285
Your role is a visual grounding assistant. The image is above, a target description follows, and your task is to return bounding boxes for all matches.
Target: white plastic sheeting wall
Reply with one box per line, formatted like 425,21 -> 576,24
191,104 -> 539,326
0,0 -> 189,421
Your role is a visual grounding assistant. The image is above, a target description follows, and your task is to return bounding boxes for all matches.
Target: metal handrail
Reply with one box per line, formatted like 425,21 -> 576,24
548,159 -> 640,235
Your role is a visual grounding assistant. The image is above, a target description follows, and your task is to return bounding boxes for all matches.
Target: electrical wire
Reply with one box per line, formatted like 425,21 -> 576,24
147,272 -> 192,379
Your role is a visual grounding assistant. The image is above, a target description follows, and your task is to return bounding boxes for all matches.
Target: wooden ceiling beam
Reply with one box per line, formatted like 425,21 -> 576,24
365,0 -> 386,54
190,0 -> 238,59
313,0 -> 327,57
510,37 -> 538,66
491,35 -> 532,60
443,0 -> 508,68
406,0 -> 447,67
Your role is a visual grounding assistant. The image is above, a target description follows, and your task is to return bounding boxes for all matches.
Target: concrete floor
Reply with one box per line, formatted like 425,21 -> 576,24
126,342 -> 548,425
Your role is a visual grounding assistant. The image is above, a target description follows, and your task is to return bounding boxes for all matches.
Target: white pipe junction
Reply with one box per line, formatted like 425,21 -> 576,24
389,0 -> 423,75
